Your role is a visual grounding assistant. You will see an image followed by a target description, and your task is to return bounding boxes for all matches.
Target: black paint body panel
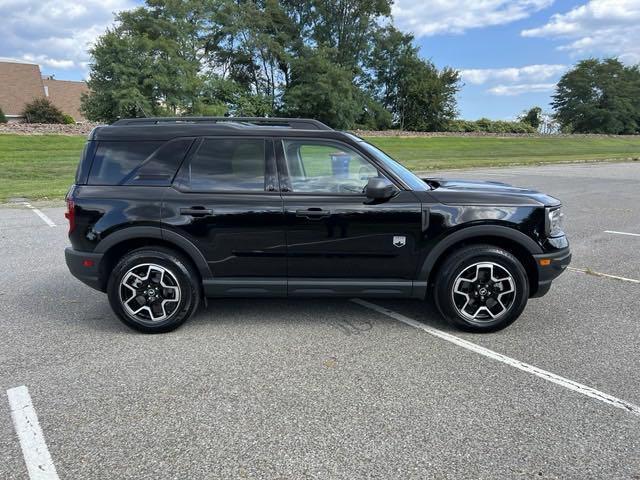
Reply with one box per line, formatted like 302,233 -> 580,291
66,123 -> 570,299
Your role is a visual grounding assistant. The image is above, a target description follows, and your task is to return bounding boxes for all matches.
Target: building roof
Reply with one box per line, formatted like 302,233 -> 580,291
0,58 -> 88,120
0,60 -> 45,116
42,78 -> 89,121
0,57 -> 38,65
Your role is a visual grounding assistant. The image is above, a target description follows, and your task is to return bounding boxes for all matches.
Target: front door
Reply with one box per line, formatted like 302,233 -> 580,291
162,136 -> 286,296
276,138 -> 423,297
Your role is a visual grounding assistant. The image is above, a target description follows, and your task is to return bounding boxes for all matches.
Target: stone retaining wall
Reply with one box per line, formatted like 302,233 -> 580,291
0,123 -> 101,135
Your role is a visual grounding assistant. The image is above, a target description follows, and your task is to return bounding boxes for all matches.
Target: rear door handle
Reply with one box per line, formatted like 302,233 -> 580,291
180,206 -> 214,217
296,208 -> 330,219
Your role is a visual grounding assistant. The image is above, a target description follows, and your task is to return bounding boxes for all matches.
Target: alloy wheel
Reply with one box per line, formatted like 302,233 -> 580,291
451,261 -> 516,322
119,263 -> 181,323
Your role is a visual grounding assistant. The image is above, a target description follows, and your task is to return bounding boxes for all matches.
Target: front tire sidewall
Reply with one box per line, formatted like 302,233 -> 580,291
107,249 -> 199,333
435,246 -> 528,332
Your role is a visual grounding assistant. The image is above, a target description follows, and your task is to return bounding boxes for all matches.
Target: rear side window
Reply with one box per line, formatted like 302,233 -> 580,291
176,138 -> 266,192
87,139 -> 194,186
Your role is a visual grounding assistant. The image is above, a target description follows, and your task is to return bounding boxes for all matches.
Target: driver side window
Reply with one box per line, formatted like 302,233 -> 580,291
282,140 -> 381,194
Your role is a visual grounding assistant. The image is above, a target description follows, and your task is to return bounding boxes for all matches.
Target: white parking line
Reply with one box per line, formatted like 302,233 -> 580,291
21,202 -> 56,228
605,230 -> 640,238
351,299 -> 640,417
568,267 -> 640,284
6,386 -> 59,480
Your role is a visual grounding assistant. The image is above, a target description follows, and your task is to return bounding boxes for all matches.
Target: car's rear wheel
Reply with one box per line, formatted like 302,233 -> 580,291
107,247 -> 200,333
434,245 -> 529,332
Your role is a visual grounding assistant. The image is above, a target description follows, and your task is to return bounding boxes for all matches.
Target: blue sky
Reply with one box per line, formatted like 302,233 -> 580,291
413,1 -> 585,119
1,0 -> 639,120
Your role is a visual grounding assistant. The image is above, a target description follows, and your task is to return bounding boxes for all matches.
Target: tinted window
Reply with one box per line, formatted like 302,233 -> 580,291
88,141 -> 162,185
125,138 -> 194,186
358,141 -> 429,191
282,140 -> 382,194
178,138 -> 266,192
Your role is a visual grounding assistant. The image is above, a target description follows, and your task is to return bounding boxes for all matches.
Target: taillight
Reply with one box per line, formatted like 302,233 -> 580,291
65,199 -> 76,233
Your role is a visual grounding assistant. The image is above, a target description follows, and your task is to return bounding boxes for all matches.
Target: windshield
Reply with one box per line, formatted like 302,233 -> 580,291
356,139 -> 430,191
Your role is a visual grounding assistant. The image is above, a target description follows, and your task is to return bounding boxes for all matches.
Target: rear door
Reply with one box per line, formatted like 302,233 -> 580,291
276,138 -> 423,297
162,136 -> 287,296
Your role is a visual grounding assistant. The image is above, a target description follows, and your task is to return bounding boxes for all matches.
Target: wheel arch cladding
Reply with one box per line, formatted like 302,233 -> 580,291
95,227 -> 211,290
421,226 -> 541,297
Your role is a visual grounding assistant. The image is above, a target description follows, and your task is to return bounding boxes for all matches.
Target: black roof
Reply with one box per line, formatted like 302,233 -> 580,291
89,117 -> 348,141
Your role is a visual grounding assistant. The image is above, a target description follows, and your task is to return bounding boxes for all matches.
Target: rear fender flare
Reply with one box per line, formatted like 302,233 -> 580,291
94,226 -> 212,280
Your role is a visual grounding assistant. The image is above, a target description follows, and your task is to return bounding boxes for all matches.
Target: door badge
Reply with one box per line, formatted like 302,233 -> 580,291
393,236 -> 406,248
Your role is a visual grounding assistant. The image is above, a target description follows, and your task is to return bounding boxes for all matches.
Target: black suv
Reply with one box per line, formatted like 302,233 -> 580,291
65,117 -> 571,333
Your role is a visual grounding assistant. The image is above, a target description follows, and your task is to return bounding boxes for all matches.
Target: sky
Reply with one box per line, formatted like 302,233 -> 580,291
1,0 -> 639,120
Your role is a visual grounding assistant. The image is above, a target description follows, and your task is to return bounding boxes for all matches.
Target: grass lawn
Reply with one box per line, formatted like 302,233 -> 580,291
365,135 -> 640,171
0,135 -> 86,201
1,133 -> 639,201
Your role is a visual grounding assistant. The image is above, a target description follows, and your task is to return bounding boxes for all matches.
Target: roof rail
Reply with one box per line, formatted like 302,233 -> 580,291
111,116 -> 333,131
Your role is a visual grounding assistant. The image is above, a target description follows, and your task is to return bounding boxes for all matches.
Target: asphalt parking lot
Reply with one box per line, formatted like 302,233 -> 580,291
1,161 -> 639,479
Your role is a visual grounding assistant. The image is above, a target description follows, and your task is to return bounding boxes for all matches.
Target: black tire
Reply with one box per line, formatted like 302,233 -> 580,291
107,247 -> 201,333
433,245 -> 529,332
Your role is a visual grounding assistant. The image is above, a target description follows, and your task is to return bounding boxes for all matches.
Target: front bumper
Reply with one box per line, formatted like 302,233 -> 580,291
530,246 -> 572,298
65,247 -> 105,291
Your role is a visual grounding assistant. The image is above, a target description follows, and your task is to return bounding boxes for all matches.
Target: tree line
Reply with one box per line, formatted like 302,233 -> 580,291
81,0 -> 459,131
81,1 -> 640,134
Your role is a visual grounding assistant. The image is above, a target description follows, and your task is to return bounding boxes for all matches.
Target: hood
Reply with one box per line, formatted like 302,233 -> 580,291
423,177 -> 561,207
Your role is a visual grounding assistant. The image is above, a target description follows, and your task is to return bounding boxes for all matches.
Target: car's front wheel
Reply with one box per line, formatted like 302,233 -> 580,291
107,247 -> 200,333
434,245 -> 529,332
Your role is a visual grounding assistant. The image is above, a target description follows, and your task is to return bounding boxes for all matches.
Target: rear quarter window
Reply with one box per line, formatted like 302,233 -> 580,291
87,139 -> 194,186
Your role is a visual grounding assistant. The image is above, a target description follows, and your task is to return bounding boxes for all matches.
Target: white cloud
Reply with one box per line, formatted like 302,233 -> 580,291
460,64 -> 567,85
22,54 -> 75,70
522,0 -> 640,63
392,0 -> 554,37
487,83 -> 557,96
0,0 -> 136,74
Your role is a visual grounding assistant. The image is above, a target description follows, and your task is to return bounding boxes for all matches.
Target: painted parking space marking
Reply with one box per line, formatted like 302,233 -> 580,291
6,386 -> 59,480
351,299 -> 640,417
568,267 -> 640,284
604,230 -> 640,238
21,202 -> 56,228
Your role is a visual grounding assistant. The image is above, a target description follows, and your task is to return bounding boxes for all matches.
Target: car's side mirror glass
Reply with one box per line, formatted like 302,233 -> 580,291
365,177 -> 398,201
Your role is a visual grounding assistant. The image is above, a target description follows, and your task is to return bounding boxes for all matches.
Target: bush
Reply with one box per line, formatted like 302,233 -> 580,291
62,114 -> 76,124
356,99 -> 393,130
0,106 -> 7,123
445,118 -> 536,134
21,98 -> 65,124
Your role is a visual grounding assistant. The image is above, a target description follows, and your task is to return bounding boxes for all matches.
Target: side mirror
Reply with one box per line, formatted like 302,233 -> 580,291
365,177 -> 398,201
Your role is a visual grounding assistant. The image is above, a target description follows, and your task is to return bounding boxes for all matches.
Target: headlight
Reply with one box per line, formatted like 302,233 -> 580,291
546,207 -> 565,237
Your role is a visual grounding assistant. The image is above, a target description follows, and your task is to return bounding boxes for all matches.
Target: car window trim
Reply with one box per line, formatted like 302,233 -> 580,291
172,136 -> 278,194
274,137 -> 404,196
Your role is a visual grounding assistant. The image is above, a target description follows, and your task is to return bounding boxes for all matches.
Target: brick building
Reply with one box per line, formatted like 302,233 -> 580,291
0,58 -> 88,122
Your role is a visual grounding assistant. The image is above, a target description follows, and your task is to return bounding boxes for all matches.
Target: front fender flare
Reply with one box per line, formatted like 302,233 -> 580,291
417,225 -> 542,284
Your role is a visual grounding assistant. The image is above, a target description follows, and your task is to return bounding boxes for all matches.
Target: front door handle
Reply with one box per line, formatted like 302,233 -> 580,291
180,206 -> 214,217
296,208 -> 330,219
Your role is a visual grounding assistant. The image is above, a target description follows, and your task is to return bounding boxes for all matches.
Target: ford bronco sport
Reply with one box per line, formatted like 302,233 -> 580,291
65,117 -> 571,333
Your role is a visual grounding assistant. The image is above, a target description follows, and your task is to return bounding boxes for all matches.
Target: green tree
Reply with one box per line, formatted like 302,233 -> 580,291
552,58 -> 640,134
21,98 -> 66,123
367,26 -> 460,130
520,106 -> 542,129
282,48 -> 361,129
310,0 -> 391,69
0,106 -> 7,123
82,0 -> 458,130
82,1 -> 204,122
356,96 -> 393,130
